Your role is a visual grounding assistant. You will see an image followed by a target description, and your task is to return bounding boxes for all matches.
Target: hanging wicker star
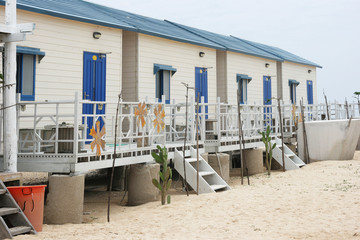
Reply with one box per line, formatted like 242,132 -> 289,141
153,104 -> 165,133
90,120 -> 106,156
135,102 -> 148,128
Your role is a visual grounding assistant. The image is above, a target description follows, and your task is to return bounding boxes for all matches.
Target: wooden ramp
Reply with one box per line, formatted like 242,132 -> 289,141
174,147 -> 231,194
271,138 -> 306,170
0,181 -> 36,239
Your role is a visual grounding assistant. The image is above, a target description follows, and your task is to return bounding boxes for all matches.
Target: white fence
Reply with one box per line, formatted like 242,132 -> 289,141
0,94 -> 358,163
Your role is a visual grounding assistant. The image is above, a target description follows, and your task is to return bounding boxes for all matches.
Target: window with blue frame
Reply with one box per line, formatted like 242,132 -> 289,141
16,54 -> 36,101
288,79 -> 300,104
236,74 -> 252,104
154,64 -> 177,104
15,47 -> 45,101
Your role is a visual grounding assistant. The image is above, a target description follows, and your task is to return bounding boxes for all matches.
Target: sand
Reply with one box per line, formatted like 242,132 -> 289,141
14,151 -> 360,240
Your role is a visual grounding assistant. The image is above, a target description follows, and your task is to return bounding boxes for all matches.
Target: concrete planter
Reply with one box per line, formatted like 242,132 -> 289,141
298,119 -> 360,161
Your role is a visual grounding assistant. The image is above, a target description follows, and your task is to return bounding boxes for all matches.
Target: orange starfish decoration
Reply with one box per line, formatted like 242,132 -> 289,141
134,102 -> 148,128
153,104 -> 165,133
90,121 -> 106,156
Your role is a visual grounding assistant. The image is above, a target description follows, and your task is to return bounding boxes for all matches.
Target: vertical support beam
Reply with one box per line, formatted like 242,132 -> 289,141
4,0 -> 17,172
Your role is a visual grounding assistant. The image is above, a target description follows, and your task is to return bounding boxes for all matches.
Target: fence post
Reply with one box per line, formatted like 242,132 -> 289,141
190,97 -> 195,144
73,92 -> 79,159
216,97 -> 221,142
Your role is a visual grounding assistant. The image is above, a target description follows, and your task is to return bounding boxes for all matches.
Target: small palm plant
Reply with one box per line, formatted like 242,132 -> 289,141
152,145 -> 172,205
261,125 -> 276,175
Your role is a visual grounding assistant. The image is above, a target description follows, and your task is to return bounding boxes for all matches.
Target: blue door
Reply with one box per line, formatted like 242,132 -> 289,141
83,52 -> 106,139
263,76 -> 272,126
195,67 -> 208,118
307,80 -> 313,104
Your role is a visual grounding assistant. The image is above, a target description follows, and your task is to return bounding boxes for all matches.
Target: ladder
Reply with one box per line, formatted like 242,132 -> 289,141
0,181 -> 36,239
271,138 -> 306,170
174,147 -> 231,194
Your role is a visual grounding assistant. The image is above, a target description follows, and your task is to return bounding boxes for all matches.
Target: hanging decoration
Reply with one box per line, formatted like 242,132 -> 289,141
135,102 -> 148,128
90,120 -> 106,156
153,104 -> 165,133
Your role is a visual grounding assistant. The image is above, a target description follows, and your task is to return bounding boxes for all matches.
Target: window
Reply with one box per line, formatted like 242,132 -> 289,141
236,74 -> 252,104
15,46 -> 45,101
288,79 -> 300,104
154,64 -> 177,104
16,54 -> 36,101
156,70 -> 170,104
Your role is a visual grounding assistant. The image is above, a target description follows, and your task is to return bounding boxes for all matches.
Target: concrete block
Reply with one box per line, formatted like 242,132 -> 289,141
298,119 -> 360,161
208,153 -> 229,182
44,175 -> 84,224
357,136 -> 360,151
128,163 -> 160,206
243,149 -> 264,175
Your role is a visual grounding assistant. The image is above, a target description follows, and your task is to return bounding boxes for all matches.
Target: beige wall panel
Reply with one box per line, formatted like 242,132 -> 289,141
216,50 -> 227,103
122,31 -> 138,102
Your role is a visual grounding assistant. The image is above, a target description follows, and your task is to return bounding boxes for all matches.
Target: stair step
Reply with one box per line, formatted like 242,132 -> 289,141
286,153 -> 295,158
185,158 -> 199,163
9,226 -> 32,236
199,171 -> 214,177
0,207 -> 19,216
211,184 -> 227,191
296,163 -> 306,167
0,189 -> 6,195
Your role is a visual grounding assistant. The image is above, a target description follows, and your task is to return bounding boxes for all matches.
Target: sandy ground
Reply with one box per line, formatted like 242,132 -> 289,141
14,151 -> 360,240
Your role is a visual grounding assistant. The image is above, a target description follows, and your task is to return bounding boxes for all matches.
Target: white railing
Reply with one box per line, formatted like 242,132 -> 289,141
13,93 -> 206,158
0,94 -> 358,160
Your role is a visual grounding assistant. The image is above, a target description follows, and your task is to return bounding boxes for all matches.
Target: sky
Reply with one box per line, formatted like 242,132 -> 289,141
88,0 -> 360,103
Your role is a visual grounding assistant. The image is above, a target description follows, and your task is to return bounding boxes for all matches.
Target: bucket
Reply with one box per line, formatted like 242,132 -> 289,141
7,185 -> 46,232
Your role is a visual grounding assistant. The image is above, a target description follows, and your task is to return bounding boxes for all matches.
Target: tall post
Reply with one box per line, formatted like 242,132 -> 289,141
196,93 -> 200,195
4,0 -> 18,172
277,99 -> 285,172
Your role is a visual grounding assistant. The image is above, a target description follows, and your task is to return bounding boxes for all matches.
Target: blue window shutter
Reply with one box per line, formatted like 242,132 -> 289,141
307,80 -> 313,104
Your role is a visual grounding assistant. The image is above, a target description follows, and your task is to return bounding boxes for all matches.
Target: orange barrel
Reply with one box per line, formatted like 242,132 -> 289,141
7,185 -> 46,232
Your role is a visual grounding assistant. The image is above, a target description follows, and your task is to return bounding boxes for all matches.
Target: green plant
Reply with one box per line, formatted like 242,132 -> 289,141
261,125 -> 276,175
152,145 -> 172,205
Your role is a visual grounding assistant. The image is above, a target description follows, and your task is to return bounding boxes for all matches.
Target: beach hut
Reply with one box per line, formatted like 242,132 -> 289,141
234,37 -> 322,105
0,0 -> 324,174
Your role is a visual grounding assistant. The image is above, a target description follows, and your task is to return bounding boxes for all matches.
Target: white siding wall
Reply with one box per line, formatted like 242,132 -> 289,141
137,34 -> 217,103
282,62 -> 317,105
0,8 -> 122,104
226,52 -> 277,105
0,8 -> 122,129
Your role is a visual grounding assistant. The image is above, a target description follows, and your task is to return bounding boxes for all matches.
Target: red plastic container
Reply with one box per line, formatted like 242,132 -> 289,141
7,185 -> 46,232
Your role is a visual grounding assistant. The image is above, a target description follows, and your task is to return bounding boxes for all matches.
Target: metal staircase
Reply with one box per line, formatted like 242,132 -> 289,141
174,147 -> 231,194
271,138 -> 306,170
0,181 -> 36,239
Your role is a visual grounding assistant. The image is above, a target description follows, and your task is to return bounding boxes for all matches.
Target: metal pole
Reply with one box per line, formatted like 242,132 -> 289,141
182,86 -> 189,196
196,93 -> 199,195
236,90 -> 244,185
4,0 -> 18,172
277,99 -> 285,172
